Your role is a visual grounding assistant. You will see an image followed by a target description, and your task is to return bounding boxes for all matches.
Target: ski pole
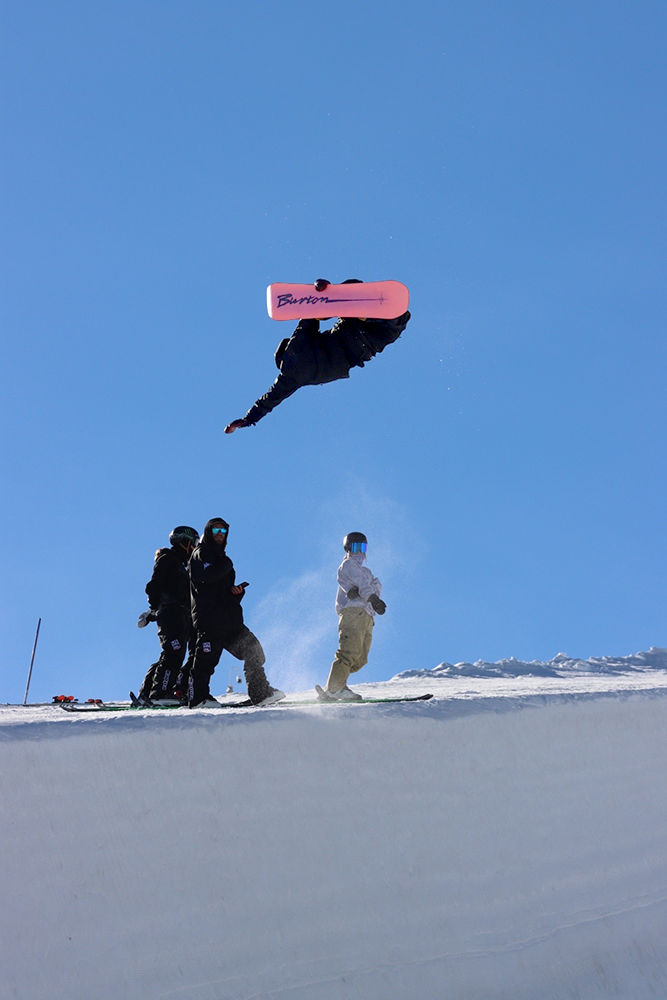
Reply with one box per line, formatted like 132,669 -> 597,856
23,618 -> 42,705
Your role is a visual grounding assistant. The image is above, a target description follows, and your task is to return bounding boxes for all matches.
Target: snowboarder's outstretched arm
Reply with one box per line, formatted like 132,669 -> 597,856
225,319 -> 320,432
224,372 -> 301,432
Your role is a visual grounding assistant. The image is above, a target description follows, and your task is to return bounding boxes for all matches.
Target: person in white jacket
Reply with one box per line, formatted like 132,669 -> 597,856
317,532 -> 386,701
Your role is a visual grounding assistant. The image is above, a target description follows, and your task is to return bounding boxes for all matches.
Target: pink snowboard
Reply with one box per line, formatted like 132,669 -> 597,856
266,280 -> 410,321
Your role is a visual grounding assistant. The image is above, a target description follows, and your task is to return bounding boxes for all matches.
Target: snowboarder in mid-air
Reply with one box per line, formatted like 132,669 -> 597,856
316,532 -> 386,702
224,280 -> 410,432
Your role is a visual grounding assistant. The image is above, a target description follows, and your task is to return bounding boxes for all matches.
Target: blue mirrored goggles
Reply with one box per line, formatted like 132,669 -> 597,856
211,526 -> 228,535
348,541 -> 367,554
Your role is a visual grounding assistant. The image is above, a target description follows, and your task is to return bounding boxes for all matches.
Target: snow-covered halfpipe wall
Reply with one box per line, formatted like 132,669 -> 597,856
2,692 -> 667,999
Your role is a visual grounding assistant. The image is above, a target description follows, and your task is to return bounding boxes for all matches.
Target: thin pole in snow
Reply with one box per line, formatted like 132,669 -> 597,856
23,618 -> 42,705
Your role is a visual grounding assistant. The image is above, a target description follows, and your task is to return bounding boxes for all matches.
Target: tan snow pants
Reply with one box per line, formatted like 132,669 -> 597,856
325,606 -> 374,693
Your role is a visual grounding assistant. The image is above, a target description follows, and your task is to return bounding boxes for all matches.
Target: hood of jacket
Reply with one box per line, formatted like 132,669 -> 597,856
200,517 -> 230,551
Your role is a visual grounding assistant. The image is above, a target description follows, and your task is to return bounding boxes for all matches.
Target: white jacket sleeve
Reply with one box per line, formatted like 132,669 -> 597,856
336,557 -> 382,615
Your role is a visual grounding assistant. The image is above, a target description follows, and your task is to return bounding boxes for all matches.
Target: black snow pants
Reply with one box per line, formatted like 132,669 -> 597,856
188,625 -> 271,706
139,607 -> 194,700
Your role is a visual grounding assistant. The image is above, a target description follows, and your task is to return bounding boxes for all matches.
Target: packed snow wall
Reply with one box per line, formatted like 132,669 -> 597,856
3,692 -> 667,1000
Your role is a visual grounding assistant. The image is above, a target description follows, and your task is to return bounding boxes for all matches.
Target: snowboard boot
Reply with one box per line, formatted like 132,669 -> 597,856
256,687 -> 286,707
316,684 -> 362,702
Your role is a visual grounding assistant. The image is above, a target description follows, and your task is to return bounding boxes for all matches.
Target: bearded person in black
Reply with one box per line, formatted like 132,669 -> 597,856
188,518 -> 285,708
138,525 -> 199,705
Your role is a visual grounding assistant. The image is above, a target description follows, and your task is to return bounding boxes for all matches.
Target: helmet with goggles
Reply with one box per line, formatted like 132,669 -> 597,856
343,532 -> 368,554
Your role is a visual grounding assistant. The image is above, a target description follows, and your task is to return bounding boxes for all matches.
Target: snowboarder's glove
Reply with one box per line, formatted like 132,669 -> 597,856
137,610 -> 157,628
225,418 -> 251,434
346,586 -> 360,600
369,594 -> 386,615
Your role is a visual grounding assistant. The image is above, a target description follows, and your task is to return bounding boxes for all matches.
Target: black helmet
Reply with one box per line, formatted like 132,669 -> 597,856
169,525 -> 199,546
343,532 -> 368,551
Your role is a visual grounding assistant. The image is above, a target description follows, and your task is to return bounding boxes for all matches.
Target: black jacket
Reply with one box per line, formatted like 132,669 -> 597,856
189,518 -> 244,634
244,311 -> 410,425
145,545 -> 191,614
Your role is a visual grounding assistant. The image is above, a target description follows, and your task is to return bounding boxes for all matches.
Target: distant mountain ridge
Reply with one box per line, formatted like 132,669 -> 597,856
395,646 -> 667,680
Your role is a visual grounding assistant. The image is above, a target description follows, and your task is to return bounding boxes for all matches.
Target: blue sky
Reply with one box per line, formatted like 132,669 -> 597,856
2,1 -> 666,702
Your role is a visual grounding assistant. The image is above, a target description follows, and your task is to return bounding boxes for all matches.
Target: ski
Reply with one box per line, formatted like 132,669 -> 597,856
58,701 -> 255,713
59,694 -> 254,713
57,693 -> 433,713
128,690 -> 254,710
59,702 -> 173,713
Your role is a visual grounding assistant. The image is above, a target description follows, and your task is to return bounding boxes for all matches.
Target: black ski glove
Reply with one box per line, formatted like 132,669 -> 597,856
346,585 -> 360,600
369,594 -> 386,615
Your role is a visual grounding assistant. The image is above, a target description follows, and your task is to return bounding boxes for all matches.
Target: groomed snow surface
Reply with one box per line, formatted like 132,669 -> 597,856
3,651 -> 667,999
